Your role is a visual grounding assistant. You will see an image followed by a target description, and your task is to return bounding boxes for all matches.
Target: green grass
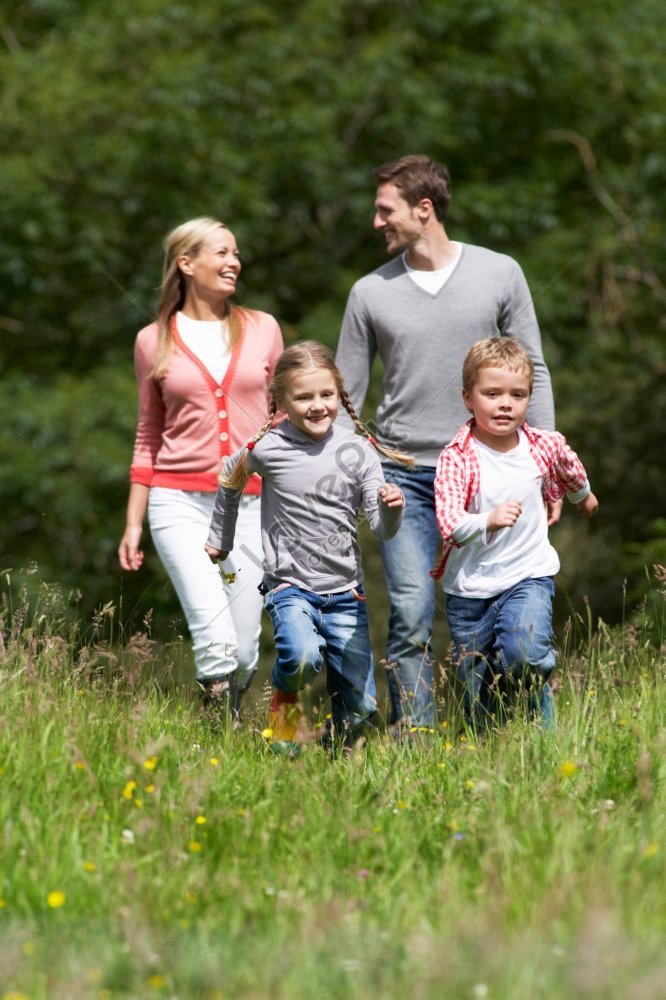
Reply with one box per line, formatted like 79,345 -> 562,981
0,578 -> 665,1000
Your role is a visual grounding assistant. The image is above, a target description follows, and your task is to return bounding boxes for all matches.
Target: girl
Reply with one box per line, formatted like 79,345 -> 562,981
119,217 -> 283,712
205,341 -> 412,746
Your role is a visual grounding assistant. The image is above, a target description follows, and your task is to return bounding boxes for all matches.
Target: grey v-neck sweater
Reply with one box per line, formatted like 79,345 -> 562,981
335,244 -> 555,466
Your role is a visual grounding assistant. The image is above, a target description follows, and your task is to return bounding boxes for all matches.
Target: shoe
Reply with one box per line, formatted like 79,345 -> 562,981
198,673 -> 240,720
267,689 -> 302,742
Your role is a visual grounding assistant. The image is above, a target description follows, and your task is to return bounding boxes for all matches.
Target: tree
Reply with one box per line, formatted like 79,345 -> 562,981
1,0 -> 664,630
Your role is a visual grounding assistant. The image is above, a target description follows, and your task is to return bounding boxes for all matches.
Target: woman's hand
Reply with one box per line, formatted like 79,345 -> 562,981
118,525 -> 144,571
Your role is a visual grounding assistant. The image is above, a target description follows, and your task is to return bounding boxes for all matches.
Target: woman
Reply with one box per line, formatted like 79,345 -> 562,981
118,217 -> 284,711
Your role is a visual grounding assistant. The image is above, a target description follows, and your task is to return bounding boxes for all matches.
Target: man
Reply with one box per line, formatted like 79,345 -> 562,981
335,154 -> 557,730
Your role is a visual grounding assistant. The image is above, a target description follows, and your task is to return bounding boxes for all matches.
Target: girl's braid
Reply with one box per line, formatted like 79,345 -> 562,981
220,400 -> 277,491
339,388 -> 414,466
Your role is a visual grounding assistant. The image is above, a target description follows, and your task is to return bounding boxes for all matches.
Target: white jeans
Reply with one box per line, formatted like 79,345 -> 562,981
148,488 -> 263,686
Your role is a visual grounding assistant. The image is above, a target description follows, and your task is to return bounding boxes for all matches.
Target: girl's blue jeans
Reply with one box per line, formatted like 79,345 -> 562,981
446,576 -> 557,728
264,584 -> 377,735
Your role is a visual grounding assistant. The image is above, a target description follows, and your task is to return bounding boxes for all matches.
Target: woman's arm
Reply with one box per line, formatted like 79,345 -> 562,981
118,482 -> 150,571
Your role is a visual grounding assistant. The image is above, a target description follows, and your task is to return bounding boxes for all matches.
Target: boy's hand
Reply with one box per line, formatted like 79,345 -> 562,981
204,544 -> 229,563
378,484 -> 405,509
487,501 -> 522,532
577,492 -> 599,519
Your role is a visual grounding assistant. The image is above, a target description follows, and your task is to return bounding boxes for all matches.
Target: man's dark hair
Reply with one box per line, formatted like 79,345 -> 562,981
373,155 -> 452,222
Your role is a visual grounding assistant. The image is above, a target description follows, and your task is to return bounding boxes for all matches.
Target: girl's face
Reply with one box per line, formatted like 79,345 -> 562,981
279,367 -> 340,441
178,229 -> 241,302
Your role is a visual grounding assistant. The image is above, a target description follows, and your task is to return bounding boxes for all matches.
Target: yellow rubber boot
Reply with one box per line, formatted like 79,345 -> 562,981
268,690 -> 302,742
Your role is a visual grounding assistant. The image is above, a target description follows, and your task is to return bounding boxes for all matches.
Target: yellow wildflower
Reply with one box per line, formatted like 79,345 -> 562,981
47,890 -> 66,908
144,756 -> 158,771
558,761 -> 578,779
122,779 -> 137,800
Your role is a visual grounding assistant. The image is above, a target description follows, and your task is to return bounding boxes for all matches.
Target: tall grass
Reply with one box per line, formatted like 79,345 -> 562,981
0,572 -> 664,999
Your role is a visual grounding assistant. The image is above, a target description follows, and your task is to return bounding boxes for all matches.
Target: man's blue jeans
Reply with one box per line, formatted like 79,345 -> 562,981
446,576 -> 557,727
380,463 -> 441,727
264,585 -> 377,735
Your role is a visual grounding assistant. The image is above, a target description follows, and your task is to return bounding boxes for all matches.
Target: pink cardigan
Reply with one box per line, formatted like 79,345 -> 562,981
129,308 -> 283,495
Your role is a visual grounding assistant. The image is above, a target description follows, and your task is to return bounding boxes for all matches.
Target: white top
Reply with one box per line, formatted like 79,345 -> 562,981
402,243 -> 462,294
443,430 -> 560,597
176,312 -> 231,383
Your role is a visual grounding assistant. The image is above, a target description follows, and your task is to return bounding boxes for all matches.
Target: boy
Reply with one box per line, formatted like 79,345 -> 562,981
433,338 -> 598,727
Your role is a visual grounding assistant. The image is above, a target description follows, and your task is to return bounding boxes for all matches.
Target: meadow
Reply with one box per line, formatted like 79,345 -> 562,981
0,570 -> 664,1000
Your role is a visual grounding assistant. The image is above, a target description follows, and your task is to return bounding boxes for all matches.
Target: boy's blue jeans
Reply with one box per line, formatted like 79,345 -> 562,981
264,584 -> 377,735
445,576 -> 557,728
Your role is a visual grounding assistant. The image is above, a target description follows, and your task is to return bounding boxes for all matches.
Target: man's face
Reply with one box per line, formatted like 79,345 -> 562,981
373,182 -> 422,254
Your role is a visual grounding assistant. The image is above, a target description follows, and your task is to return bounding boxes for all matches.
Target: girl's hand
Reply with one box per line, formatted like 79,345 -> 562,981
486,501 -> 522,532
118,526 -> 144,571
577,492 -> 599,519
204,544 -> 229,563
378,484 -> 404,508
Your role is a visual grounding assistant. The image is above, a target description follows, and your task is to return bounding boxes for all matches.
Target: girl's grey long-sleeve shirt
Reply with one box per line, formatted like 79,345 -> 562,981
207,420 -> 403,594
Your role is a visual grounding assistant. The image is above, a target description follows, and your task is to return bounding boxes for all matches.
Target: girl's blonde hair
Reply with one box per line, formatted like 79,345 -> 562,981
223,340 -> 414,490
152,217 -> 243,376
462,337 -> 534,393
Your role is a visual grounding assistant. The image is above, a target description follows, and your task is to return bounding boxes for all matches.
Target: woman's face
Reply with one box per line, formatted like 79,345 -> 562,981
179,228 -> 241,301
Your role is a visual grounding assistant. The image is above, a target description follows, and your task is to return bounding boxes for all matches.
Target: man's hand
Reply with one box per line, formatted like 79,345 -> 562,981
486,501 -> 522,532
546,498 -> 564,527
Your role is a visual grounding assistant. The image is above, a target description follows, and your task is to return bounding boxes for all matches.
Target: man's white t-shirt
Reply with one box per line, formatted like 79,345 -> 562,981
403,243 -> 462,294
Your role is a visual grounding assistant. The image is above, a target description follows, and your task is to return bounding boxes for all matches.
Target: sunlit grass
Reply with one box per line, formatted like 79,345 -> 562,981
0,574 -> 664,998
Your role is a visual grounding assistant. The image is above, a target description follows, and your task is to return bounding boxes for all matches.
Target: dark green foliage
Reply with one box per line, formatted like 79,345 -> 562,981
1,0 -> 664,631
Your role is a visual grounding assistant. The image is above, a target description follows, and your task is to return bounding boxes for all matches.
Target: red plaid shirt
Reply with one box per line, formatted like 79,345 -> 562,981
431,420 -> 590,579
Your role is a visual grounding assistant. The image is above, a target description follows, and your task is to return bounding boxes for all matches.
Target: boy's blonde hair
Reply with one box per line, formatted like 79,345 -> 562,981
462,337 -> 534,393
152,217 -> 243,376
223,340 -> 414,491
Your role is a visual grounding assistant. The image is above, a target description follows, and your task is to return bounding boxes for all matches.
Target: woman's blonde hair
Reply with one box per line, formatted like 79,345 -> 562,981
152,217 -> 242,376
462,337 -> 534,393
223,340 -> 414,490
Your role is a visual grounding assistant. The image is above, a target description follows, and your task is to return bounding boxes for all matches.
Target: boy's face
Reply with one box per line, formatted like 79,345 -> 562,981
463,367 -> 531,450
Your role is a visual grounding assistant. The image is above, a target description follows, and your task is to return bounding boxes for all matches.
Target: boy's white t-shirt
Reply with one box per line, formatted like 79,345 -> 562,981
177,312 -> 231,384
443,429 -> 560,598
402,243 -> 461,294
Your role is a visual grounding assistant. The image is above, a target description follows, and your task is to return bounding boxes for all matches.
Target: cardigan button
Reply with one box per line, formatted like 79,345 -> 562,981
218,410 -> 227,419
215,389 -> 224,398
219,432 -> 229,442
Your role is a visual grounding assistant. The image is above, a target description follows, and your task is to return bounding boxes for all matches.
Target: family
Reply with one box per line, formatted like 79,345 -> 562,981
118,155 -> 598,747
